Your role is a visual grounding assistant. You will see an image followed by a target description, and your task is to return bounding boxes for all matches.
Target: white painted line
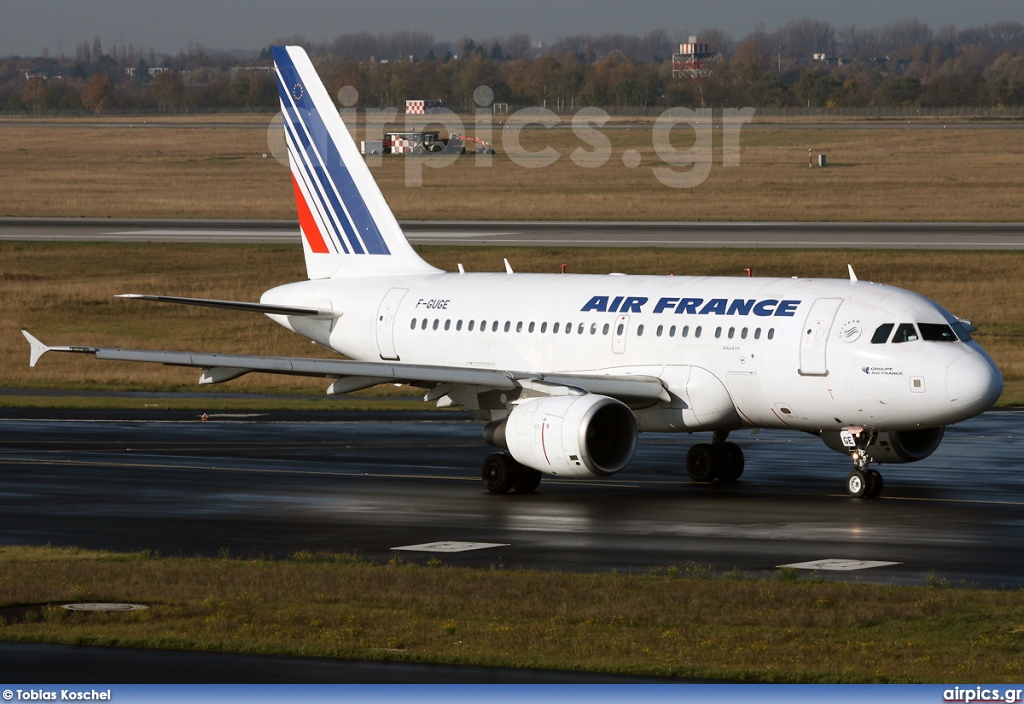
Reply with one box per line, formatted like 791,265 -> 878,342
779,559 -> 902,571
392,541 -> 508,553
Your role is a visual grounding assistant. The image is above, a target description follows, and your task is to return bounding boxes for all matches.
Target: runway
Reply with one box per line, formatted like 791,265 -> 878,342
1,408 -> 1022,588
2,217 -> 1024,249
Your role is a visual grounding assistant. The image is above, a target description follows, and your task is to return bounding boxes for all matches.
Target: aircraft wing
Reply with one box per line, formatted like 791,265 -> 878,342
22,331 -> 670,402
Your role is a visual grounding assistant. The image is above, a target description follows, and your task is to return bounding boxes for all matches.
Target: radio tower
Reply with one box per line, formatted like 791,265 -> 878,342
672,36 -> 719,79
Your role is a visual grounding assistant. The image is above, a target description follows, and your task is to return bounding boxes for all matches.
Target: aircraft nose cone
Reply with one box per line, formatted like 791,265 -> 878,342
946,351 -> 1003,414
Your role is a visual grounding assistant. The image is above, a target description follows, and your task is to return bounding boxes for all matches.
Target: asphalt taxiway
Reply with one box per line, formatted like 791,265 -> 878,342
1,407 -> 1022,588
2,217 -> 1024,249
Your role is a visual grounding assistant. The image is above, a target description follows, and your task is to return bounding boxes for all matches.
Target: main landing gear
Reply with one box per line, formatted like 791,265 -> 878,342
482,452 -> 542,495
686,432 -> 745,484
842,427 -> 884,499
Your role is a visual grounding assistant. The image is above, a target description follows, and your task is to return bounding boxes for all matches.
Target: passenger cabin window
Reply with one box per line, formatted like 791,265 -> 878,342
871,323 -> 894,344
892,323 -> 919,343
919,323 -> 958,342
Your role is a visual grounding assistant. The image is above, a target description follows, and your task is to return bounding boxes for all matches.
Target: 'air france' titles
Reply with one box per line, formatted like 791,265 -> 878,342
580,296 -> 801,317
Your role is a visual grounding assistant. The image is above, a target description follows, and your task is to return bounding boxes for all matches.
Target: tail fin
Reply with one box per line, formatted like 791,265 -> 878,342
272,46 -> 439,279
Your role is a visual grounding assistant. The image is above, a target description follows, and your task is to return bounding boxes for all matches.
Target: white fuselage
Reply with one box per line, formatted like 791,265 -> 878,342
262,271 -> 1002,435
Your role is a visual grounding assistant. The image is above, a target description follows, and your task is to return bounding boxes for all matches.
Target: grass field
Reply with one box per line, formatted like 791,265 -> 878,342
1,118 -> 1022,222
3,242 -> 1023,405
1,545 -> 1022,683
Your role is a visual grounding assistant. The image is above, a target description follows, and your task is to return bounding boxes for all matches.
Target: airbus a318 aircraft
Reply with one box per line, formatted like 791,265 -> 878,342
23,46 -> 1003,499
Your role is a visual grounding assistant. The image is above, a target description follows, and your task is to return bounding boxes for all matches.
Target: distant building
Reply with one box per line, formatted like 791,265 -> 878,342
672,36 -> 718,79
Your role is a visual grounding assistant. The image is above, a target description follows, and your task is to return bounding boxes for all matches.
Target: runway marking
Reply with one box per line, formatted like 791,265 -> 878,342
392,541 -> 508,553
779,559 -> 902,571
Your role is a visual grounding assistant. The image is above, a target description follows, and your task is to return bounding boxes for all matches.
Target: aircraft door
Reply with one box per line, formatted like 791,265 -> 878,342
799,298 -> 843,376
375,288 -> 408,361
613,315 -> 629,354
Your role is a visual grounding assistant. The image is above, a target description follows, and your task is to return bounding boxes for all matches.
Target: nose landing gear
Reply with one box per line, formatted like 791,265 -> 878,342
842,428 -> 884,499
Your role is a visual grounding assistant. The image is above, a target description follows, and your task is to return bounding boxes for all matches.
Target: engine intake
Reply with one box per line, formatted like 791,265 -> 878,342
485,395 -> 638,478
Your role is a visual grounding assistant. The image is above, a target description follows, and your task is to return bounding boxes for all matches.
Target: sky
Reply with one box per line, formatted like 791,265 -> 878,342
5,0 -> 1023,57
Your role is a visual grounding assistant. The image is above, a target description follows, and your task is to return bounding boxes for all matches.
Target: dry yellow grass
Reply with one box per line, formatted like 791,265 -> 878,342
3,243 -> 1022,404
1,119 -> 1022,221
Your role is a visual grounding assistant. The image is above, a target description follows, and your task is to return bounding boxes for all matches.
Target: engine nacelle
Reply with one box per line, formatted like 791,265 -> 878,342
485,395 -> 638,478
821,426 -> 945,464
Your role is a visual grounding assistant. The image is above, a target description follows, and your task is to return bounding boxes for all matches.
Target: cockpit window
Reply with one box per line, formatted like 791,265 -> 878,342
891,323 -> 919,343
871,323 -> 894,344
919,323 -> 958,342
950,321 -> 973,342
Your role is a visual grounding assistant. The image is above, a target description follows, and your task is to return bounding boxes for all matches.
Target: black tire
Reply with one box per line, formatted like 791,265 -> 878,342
865,469 -> 884,498
513,468 -> 542,494
686,443 -> 717,483
715,442 -> 745,482
847,469 -> 868,498
482,453 -> 518,494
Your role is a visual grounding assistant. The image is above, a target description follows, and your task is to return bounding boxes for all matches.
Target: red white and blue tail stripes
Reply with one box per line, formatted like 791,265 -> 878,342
272,46 -> 437,278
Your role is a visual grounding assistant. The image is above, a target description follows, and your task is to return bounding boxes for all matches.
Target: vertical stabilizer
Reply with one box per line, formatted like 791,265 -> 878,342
273,46 -> 440,279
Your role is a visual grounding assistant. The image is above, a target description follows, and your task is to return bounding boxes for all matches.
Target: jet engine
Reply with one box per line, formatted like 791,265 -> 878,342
820,426 -> 945,464
484,395 -> 637,478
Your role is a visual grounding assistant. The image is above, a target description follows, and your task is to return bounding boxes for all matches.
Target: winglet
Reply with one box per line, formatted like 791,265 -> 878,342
22,330 -> 50,367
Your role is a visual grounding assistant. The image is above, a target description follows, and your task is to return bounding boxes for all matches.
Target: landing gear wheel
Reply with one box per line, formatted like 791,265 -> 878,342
864,469 -> 884,498
513,468 -> 542,494
715,442 -> 745,482
847,469 -> 868,498
482,453 -> 518,494
686,443 -> 716,483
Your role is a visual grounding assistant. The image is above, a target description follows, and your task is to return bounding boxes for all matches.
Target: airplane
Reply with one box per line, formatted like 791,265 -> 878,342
22,45 -> 1003,499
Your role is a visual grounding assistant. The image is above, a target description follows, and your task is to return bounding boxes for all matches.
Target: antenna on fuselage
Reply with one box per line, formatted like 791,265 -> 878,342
848,264 -> 858,282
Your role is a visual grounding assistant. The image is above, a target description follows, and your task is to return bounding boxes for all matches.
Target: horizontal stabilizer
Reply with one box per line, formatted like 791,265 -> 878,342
116,294 -> 336,317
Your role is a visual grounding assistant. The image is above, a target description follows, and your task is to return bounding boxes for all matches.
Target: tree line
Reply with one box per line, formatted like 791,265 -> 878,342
2,19 -> 1024,114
